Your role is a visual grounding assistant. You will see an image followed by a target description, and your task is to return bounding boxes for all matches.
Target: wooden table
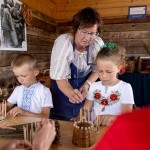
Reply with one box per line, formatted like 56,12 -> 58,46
0,116 -> 108,150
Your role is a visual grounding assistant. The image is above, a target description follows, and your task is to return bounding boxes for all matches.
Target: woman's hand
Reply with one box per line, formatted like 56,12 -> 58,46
32,119 -> 56,150
99,115 -> 116,126
79,82 -> 90,99
56,79 -> 84,104
2,140 -> 32,150
68,89 -> 84,104
7,106 -> 24,117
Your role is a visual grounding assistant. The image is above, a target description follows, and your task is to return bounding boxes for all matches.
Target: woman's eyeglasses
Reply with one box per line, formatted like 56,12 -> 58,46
78,28 -> 99,38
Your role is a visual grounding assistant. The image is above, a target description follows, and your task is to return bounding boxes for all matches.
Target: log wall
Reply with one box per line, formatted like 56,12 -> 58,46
0,8 -> 57,88
102,22 -> 150,57
1,0 -> 150,88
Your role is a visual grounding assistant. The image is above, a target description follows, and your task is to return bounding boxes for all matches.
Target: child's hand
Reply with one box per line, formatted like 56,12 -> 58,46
7,106 -> 24,117
32,119 -> 56,150
2,140 -> 32,150
99,115 -> 116,126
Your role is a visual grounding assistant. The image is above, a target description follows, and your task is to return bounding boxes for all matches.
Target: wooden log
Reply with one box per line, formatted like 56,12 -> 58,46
102,31 -> 150,40
102,23 -> 150,32
27,27 -> 51,38
27,35 -> 53,46
56,15 -> 150,25
104,39 -> 150,47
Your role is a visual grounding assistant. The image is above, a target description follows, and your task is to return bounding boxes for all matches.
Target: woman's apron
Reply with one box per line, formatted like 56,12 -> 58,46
50,40 -> 92,121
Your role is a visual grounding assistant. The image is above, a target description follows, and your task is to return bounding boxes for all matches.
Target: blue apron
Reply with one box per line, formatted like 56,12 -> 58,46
50,40 -> 92,121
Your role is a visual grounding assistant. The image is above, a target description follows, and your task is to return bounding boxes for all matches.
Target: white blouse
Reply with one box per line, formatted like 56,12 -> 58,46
50,33 -> 104,80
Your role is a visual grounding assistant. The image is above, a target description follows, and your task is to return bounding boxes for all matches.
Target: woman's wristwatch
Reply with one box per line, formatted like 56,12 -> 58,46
85,80 -> 92,87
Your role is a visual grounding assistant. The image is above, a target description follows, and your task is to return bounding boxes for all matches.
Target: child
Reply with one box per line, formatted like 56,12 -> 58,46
6,54 -> 53,118
83,43 -> 134,126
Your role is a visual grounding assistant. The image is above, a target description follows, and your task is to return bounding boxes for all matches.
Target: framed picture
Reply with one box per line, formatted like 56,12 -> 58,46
0,0 -> 27,51
128,5 -> 147,19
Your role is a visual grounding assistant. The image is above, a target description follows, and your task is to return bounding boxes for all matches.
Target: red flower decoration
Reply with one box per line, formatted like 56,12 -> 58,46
94,92 -> 101,99
100,99 -> 108,106
110,94 -> 118,101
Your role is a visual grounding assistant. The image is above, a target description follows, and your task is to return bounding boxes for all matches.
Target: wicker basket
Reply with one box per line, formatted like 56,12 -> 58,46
72,121 -> 95,147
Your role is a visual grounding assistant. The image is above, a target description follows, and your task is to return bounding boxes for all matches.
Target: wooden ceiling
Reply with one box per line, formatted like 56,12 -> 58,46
20,0 -> 150,22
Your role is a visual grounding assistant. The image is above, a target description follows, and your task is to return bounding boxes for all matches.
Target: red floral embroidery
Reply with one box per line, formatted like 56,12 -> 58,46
93,90 -> 120,108
94,92 -> 101,99
100,99 -> 108,106
110,93 -> 118,101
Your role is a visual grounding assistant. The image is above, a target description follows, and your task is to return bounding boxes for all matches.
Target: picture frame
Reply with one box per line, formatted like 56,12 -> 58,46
0,0 -> 27,51
128,5 -> 147,19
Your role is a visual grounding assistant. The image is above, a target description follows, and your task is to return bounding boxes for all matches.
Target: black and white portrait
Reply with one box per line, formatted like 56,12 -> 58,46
0,0 -> 27,51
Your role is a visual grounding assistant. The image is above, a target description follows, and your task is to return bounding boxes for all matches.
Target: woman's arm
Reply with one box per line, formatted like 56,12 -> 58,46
86,72 -> 99,83
80,72 -> 99,97
56,79 -> 84,103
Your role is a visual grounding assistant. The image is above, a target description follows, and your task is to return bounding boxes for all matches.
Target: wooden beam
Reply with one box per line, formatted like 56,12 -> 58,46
20,0 -> 56,19
102,31 -> 150,40
56,15 -> 150,26
20,5 -> 56,33
56,0 -> 150,12
28,17 -> 56,33
102,15 -> 150,24
56,6 -> 150,20
102,23 -> 150,32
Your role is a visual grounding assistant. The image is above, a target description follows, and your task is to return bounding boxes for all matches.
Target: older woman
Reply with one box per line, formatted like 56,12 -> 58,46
50,7 -> 104,120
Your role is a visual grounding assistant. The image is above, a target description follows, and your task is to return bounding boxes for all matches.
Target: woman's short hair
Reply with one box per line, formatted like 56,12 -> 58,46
72,7 -> 102,34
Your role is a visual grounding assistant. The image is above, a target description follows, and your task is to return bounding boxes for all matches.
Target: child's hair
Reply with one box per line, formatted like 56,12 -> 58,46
96,43 -> 126,66
11,54 -> 38,70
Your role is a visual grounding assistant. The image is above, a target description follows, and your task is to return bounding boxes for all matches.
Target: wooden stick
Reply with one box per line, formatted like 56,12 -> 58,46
30,129 -> 32,143
26,124 -> 29,141
80,109 -> 82,122
31,122 -> 34,142
4,100 -> 6,118
2,101 -> 4,119
23,125 -> 27,141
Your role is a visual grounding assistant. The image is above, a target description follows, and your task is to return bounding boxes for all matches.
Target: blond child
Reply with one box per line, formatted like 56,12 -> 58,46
83,43 -> 134,126
6,54 -> 53,118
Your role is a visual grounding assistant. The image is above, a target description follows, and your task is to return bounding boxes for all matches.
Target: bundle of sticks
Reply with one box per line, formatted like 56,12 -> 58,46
23,120 -> 60,144
0,100 -> 7,120
23,122 -> 36,143
79,108 -> 101,131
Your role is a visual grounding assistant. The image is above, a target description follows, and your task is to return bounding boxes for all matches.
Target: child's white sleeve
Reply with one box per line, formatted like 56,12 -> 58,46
42,87 -> 53,108
7,87 -> 18,104
121,83 -> 134,104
